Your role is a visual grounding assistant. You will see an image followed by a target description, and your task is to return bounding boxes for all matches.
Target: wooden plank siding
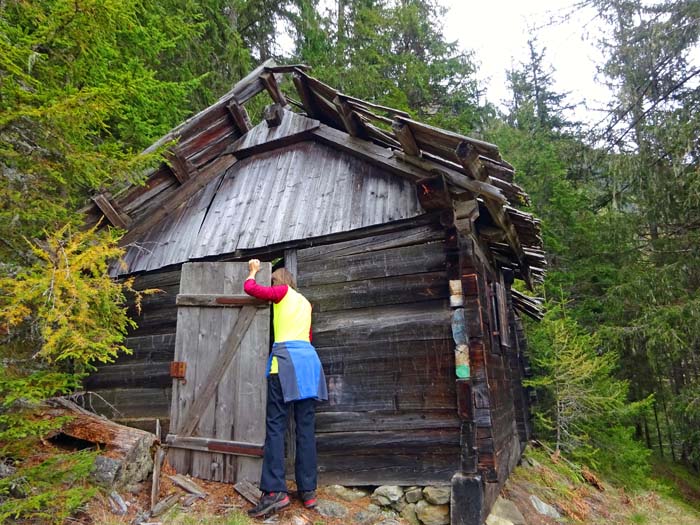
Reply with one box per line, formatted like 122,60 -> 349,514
297,223 -> 462,485
460,230 -> 529,523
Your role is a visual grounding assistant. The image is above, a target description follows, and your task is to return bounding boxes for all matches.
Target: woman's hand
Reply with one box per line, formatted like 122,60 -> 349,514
248,259 -> 261,273
247,259 -> 261,281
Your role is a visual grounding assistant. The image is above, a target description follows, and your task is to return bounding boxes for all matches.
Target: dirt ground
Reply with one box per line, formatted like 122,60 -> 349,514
82,459 -> 386,525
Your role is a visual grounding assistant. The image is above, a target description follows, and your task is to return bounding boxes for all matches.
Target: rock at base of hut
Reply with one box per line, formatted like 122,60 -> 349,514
422,486 -> 450,505
316,498 -> 349,518
489,496 -> 526,525
400,502 -> 420,525
326,484 -> 370,502
93,456 -> 122,487
353,509 -> 381,524
415,500 -> 450,525
486,515 -> 515,525
404,487 -> 423,504
371,485 -> 404,506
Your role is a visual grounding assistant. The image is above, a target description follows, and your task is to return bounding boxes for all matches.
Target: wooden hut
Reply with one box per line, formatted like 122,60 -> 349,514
83,60 -> 545,524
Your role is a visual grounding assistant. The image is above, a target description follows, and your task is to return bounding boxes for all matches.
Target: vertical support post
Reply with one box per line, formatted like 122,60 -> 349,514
451,471 -> 484,525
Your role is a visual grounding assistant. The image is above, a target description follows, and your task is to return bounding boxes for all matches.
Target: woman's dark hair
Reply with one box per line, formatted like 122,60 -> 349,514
272,268 -> 296,289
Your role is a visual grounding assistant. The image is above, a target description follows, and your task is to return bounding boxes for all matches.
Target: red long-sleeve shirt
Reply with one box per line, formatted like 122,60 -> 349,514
244,279 -> 288,303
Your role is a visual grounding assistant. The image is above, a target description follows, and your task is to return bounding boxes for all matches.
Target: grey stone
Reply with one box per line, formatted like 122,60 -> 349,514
91,455 -> 122,487
529,495 -> 561,518
400,502 -> 420,525
422,486 -> 450,505
485,516 -> 514,525
326,484 -> 370,502
415,500 -> 450,525
316,498 -> 349,518
0,463 -> 16,479
390,496 -> 407,512
374,520 -> 402,525
490,496 -> 526,525
353,509 -> 380,524
371,485 -> 404,506
405,487 -> 423,503
89,432 -> 155,491
380,509 -> 398,519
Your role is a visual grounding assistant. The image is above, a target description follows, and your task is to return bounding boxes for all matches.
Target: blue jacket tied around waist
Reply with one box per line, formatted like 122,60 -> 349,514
269,341 -> 328,403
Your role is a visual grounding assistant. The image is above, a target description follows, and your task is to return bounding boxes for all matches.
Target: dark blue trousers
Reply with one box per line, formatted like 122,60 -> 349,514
260,374 -> 317,493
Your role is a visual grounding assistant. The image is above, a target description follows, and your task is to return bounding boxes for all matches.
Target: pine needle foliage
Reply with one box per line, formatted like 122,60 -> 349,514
525,303 -> 652,484
0,450 -> 98,524
526,304 -> 628,452
0,224 -> 147,367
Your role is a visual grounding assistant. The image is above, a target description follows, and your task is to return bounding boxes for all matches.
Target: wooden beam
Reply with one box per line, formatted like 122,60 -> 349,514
416,174 -> 452,211
142,59 -> 275,156
165,150 -> 194,184
392,119 -> 421,156
333,96 -> 363,137
292,72 -> 320,119
176,294 -> 267,307
393,150 -> 506,204
264,64 -> 311,73
119,154 -> 236,247
310,125 -> 506,204
337,93 -> 411,118
393,115 -> 501,160
165,435 -> 264,458
92,193 -> 130,229
263,103 -> 284,127
226,101 -> 252,133
260,71 -> 287,107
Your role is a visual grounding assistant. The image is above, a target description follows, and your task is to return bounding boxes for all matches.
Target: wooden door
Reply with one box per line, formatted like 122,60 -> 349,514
166,262 -> 270,483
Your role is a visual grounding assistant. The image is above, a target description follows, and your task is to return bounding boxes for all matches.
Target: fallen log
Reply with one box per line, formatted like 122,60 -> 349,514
45,398 -> 157,491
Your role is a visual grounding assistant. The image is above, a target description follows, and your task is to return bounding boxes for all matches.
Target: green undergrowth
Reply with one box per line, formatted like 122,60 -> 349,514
510,444 -> 700,524
0,449 -> 98,524
159,506 -> 251,525
649,457 -> 700,514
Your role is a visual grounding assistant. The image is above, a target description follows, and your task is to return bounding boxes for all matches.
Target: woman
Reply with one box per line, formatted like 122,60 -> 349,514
244,259 -> 327,518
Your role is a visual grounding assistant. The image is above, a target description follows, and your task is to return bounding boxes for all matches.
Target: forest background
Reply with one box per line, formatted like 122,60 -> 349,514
0,0 -> 698,521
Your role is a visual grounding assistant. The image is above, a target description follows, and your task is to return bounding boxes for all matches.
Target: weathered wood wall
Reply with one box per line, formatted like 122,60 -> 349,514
297,224 -> 461,485
86,217 -> 532,512
84,269 -> 180,433
460,232 -> 531,522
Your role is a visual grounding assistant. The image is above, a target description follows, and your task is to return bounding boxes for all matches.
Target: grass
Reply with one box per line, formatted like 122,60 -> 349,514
508,444 -> 700,525
159,507 -> 252,525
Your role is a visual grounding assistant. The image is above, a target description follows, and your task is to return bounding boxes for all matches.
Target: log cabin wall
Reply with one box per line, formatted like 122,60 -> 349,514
296,222 -> 462,485
84,268 -> 181,433
460,232 -> 528,522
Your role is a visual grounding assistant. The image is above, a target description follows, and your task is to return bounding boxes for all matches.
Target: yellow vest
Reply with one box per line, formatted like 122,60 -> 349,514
270,287 -> 312,373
